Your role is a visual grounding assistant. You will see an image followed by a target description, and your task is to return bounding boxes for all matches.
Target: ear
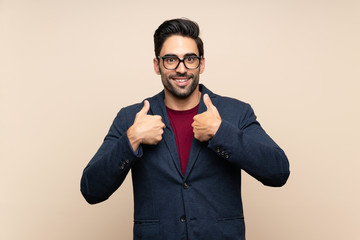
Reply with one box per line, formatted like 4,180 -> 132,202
199,57 -> 205,74
153,57 -> 161,75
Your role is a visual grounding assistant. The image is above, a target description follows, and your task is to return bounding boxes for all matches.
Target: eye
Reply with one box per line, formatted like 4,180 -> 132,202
185,56 -> 195,63
165,57 -> 177,63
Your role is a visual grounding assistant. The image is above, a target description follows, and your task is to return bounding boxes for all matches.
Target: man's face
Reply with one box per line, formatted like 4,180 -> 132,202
154,35 -> 205,99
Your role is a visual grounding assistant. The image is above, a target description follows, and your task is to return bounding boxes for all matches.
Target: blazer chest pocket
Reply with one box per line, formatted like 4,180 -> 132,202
133,219 -> 160,240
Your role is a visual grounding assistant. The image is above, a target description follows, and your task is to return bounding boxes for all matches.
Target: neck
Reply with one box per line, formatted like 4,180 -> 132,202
164,86 -> 201,111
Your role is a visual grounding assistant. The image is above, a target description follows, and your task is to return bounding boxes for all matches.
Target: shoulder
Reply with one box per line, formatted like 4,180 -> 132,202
200,84 -> 250,109
208,92 -> 252,114
213,94 -> 254,122
202,86 -> 255,126
214,94 -> 249,108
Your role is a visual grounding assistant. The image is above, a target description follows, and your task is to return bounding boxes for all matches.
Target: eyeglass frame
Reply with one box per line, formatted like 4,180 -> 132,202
157,54 -> 202,70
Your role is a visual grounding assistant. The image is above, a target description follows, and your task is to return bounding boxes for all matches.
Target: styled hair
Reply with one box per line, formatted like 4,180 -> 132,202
154,18 -> 204,58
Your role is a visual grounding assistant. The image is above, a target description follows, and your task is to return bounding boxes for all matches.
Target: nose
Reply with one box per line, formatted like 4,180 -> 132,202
176,61 -> 187,74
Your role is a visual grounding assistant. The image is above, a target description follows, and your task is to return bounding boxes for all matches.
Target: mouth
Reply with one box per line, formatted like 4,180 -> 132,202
171,75 -> 192,86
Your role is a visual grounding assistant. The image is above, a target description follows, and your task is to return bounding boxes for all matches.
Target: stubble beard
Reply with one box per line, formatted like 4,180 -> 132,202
160,69 -> 200,99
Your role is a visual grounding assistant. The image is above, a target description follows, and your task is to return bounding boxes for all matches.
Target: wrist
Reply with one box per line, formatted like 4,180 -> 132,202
212,119 -> 222,137
127,126 -> 142,152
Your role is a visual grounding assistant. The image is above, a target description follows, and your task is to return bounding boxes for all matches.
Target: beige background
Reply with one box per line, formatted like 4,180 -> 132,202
1,0 -> 359,239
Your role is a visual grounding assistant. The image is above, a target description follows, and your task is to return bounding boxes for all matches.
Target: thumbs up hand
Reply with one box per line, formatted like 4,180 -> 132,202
127,100 -> 165,151
192,94 -> 222,142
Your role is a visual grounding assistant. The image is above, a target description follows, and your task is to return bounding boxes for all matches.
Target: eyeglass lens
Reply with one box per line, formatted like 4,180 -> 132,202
162,56 -> 200,70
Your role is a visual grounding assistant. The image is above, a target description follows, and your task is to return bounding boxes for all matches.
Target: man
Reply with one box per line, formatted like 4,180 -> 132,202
81,18 -> 290,240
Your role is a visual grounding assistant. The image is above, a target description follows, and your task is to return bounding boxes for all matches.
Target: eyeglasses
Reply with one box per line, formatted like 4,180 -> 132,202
158,55 -> 202,70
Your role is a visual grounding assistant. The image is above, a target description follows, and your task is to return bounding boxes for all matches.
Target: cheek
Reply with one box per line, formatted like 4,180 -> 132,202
190,69 -> 201,77
160,71 -> 169,83
159,68 -> 173,79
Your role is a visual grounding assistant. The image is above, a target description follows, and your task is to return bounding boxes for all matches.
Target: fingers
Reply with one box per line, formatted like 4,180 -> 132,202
138,100 -> 150,116
155,115 -> 166,129
203,94 -> 216,112
203,94 -> 211,109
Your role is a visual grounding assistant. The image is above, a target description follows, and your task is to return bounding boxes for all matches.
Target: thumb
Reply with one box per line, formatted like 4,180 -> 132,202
203,94 -> 214,111
138,100 -> 150,116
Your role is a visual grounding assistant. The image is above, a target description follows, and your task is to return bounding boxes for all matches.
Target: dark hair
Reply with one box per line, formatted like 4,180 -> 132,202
154,18 -> 204,58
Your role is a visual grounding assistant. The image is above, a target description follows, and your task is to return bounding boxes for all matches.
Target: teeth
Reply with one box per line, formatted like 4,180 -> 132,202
175,79 -> 187,82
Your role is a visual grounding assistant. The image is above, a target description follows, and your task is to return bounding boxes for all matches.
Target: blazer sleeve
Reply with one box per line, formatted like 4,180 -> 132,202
80,107 -> 142,204
207,103 -> 290,187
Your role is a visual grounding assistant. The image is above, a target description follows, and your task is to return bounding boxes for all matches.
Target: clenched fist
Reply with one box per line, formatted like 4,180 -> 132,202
192,94 -> 222,142
127,100 -> 165,151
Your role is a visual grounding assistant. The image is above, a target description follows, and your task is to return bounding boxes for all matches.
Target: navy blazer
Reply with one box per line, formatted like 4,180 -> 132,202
81,84 -> 290,240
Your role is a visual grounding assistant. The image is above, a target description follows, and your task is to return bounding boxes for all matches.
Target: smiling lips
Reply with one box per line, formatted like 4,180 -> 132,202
171,75 -> 192,86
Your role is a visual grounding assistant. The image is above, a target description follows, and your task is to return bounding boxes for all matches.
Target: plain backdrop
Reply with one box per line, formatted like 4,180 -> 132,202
1,0 -> 359,239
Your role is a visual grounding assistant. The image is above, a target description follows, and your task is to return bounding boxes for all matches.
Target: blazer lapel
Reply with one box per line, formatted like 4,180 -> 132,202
184,85 -> 216,179
148,92 -> 183,177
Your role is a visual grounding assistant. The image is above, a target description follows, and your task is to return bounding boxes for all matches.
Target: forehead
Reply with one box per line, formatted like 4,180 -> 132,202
160,35 -> 199,56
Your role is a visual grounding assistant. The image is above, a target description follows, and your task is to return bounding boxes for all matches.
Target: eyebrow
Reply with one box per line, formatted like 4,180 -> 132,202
163,53 -> 198,57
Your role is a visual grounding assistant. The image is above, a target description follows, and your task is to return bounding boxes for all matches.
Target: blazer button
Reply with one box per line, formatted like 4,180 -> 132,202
225,154 -> 229,159
183,182 -> 189,189
125,159 -> 130,164
180,215 -> 186,223
120,162 -> 126,170
216,147 -> 221,153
